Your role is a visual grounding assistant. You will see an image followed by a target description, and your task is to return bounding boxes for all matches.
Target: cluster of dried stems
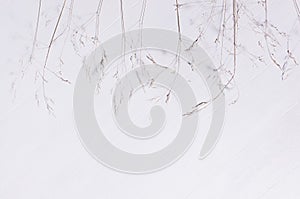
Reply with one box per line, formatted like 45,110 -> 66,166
14,0 -> 300,114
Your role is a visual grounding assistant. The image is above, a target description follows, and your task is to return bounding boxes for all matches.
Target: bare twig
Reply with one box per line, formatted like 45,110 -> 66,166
138,0 -> 147,65
163,0 -> 183,104
120,0 -> 126,54
186,0 -> 238,115
57,0 -> 74,74
175,0 -> 182,41
29,0 -> 42,63
94,0 -> 104,43
217,0 -> 227,69
139,0 -> 147,28
187,0 -> 217,50
293,0 -> 300,24
42,0 -> 67,113
212,0 -> 238,101
45,67 -> 71,84
233,0 -> 237,71
263,0 -> 282,71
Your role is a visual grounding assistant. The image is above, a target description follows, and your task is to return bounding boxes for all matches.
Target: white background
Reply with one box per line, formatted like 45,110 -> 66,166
1,0 -> 300,198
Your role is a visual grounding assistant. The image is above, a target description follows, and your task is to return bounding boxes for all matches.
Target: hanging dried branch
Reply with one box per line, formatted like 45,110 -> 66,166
164,0 -> 183,104
42,0 -> 67,113
188,0 -> 217,50
138,0 -> 147,64
18,0 -> 300,114
120,0 -> 126,54
30,0 -> 42,63
212,0 -> 238,100
175,0 -> 182,41
57,0 -> 74,74
139,0 -> 147,29
293,0 -> 300,24
94,0 -> 104,43
232,0 -> 237,79
263,0 -> 282,71
185,0 -> 239,115
216,0 -> 227,68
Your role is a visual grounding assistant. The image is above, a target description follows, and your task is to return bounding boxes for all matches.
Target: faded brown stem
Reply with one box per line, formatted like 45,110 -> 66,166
293,0 -> 300,24
264,0 -> 282,71
42,0 -> 67,113
30,0 -> 42,63
120,0 -> 126,54
95,0 -> 104,43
